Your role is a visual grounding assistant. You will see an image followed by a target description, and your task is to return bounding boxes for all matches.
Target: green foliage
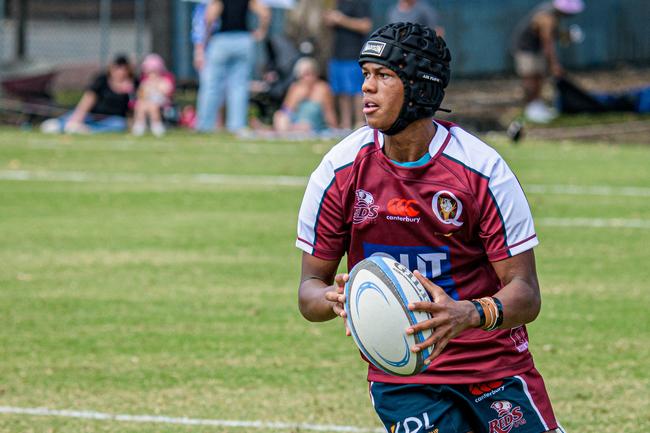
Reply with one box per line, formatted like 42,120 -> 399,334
0,129 -> 648,432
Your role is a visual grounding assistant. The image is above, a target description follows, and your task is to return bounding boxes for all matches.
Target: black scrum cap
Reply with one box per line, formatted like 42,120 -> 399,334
359,22 -> 451,135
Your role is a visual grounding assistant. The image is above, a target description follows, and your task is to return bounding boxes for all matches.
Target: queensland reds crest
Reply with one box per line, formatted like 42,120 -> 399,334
488,401 -> 526,433
491,401 -> 513,417
432,190 -> 463,227
353,189 -> 379,224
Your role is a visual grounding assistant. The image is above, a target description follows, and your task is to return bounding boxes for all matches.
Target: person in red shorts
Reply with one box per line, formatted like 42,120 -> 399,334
296,22 -> 565,433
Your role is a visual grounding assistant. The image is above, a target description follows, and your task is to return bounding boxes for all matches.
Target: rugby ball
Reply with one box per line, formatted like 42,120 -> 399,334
344,256 -> 433,376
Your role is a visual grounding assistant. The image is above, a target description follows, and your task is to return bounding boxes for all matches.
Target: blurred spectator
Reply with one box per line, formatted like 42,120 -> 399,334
511,0 -> 585,123
40,54 -> 136,134
191,0 -> 218,73
273,57 -> 337,133
195,0 -> 270,133
249,33 -> 303,125
187,0 -> 220,130
387,0 -> 444,36
285,0 -> 332,73
324,0 -> 372,130
132,54 -> 175,137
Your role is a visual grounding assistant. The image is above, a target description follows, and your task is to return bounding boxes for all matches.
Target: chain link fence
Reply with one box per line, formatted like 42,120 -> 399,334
1,0 -> 151,90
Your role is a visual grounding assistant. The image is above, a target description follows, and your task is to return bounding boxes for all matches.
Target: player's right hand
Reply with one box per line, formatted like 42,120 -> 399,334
325,273 -> 350,336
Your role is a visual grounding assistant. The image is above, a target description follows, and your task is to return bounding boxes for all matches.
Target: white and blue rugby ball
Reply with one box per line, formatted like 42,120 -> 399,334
344,256 -> 433,376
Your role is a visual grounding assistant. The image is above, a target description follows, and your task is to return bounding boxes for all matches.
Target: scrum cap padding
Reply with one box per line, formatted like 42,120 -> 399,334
359,22 -> 451,135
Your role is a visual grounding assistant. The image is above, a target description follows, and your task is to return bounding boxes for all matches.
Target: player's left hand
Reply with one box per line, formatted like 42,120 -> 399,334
406,270 -> 476,364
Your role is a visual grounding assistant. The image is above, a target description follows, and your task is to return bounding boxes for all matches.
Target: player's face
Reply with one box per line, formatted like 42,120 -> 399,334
361,63 -> 404,131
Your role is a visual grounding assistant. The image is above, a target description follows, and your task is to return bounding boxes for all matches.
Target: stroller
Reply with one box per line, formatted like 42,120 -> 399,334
0,64 -> 65,125
249,34 -> 303,125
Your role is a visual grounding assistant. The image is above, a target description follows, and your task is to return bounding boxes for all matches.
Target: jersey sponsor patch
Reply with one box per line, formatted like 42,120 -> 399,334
363,243 -> 458,300
432,190 -> 464,227
390,412 -> 439,433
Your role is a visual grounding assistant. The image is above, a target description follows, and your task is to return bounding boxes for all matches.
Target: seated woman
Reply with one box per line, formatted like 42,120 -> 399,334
272,57 -> 337,133
41,54 -> 137,134
132,53 -> 175,137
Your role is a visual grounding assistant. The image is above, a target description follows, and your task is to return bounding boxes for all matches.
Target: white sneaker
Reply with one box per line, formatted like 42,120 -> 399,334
524,100 -> 557,124
132,122 -> 146,136
151,122 -> 166,137
40,118 -> 62,134
63,121 -> 90,134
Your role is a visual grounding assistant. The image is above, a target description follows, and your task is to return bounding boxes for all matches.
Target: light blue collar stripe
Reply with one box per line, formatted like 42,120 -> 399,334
391,152 -> 432,167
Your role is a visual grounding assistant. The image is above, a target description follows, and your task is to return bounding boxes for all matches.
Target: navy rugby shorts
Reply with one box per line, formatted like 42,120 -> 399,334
369,368 -> 563,433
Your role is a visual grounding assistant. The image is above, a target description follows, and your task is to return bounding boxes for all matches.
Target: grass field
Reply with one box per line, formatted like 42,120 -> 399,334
1,128 -> 649,433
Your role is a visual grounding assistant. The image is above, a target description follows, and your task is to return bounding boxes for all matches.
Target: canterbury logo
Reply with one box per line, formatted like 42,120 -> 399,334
469,380 -> 505,396
387,198 -> 420,217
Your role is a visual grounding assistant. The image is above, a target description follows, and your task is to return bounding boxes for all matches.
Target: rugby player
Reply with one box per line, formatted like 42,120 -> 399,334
296,22 -> 564,433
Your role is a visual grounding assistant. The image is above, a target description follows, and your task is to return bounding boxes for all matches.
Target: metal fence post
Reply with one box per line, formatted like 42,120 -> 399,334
172,0 -> 193,80
14,0 -> 28,60
150,0 -> 173,68
135,0 -> 146,61
0,0 -> 5,62
100,0 -> 112,65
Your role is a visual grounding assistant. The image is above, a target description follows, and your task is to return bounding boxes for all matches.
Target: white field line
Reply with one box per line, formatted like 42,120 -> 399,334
525,184 -> 650,198
0,406 -> 383,433
0,169 -> 307,187
537,217 -> 650,229
2,170 -> 649,229
22,141 -> 305,155
1,169 -> 650,198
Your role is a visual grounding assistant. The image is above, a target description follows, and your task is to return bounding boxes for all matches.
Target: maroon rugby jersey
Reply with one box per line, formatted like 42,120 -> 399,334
296,120 -> 539,384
